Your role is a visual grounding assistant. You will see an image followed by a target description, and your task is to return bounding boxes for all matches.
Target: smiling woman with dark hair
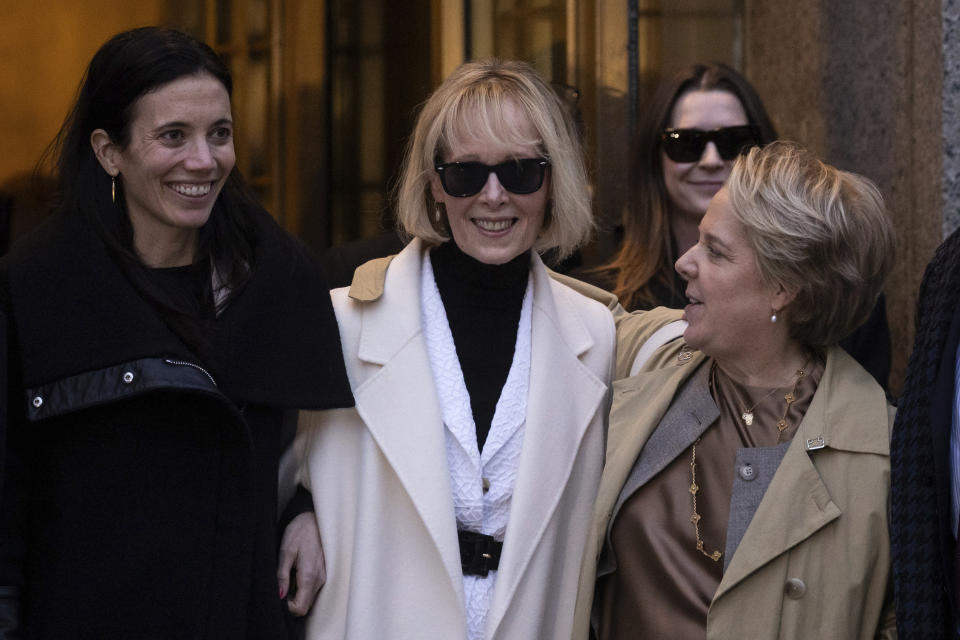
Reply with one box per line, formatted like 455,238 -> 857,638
581,62 -> 891,388
0,27 -> 352,637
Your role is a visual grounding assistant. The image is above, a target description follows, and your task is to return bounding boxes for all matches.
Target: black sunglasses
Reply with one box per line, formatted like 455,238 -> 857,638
660,125 -> 761,163
434,158 -> 549,197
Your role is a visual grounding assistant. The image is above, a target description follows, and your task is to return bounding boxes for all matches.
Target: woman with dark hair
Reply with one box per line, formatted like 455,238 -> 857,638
594,63 -> 775,311
0,27 -> 352,637
586,63 -> 890,386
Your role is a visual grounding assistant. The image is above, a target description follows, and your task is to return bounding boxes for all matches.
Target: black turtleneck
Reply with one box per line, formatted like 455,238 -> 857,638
431,241 -> 530,452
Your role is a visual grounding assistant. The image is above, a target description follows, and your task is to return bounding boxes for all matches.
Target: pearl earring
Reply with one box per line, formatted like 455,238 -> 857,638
771,312 -> 778,324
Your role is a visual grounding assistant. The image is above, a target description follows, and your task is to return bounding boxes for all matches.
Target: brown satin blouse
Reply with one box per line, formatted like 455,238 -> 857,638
596,356 -> 824,640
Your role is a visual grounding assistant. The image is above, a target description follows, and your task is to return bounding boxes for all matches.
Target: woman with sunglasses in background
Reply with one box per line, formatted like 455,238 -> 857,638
584,62 -> 891,388
293,59 -> 614,640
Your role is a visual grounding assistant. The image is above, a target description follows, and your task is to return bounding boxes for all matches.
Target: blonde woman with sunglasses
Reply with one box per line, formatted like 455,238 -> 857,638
293,59 -> 614,640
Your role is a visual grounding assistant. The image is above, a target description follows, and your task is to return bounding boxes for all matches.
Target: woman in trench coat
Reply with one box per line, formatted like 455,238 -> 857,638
570,141 -> 896,640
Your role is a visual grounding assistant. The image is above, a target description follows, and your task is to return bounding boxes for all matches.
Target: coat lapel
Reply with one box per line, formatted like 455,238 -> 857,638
588,350 -> 708,561
348,241 -> 465,603
714,436 -> 841,599
715,346 -> 887,599
485,256 -> 608,634
607,362 -> 716,543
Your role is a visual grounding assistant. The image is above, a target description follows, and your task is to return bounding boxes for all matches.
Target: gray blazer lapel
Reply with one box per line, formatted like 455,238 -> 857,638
599,362 -> 718,577
722,441 -> 790,570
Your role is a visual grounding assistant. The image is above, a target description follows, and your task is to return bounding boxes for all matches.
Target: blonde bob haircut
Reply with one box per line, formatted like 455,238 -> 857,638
395,59 -> 593,259
726,141 -> 895,348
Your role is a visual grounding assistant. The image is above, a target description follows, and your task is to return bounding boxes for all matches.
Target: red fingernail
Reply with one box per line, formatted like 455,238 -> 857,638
279,586 -> 286,599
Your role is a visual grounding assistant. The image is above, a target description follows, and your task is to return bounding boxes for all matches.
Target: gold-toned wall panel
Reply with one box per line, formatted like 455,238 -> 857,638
0,1 -> 164,188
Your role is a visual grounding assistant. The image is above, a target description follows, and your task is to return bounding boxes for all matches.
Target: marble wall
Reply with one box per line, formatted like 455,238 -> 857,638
744,0 -> 945,393
944,0 -> 960,235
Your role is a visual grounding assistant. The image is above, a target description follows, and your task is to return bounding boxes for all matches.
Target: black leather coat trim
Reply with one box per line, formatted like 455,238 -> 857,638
5,207 -> 353,411
25,357 -> 219,422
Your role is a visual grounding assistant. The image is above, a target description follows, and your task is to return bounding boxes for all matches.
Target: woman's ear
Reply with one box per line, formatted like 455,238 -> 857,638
771,282 -> 798,314
90,129 -> 120,176
428,172 -> 445,205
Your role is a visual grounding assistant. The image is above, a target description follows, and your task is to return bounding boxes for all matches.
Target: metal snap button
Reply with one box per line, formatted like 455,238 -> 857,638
738,463 -> 756,481
785,578 -> 806,599
122,371 -> 135,384
482,478 -> 490,494
32,396 -> 43,408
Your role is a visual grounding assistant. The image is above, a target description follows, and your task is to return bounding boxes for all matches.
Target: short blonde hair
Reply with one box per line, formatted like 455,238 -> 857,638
395,59 -> 593,258
726,141 -> 895,348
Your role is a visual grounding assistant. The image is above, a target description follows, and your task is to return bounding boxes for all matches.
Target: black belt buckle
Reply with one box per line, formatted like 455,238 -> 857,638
458,529 -> 502,578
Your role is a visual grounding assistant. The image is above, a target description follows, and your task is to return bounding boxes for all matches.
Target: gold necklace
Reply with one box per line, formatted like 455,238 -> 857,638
728,361 -> 808,427
689,437 -> 722,562
775,364 -> 808,443
736,385 -> 782,426
689,360 -> 810,562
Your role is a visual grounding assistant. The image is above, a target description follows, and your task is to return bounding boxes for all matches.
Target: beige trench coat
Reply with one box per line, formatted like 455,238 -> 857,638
570,306 -> 896,640
296,240 -> 615,640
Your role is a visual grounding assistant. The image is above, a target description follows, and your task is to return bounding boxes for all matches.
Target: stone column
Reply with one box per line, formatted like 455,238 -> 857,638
744,0 -> 944,393
944,0 -> 960,234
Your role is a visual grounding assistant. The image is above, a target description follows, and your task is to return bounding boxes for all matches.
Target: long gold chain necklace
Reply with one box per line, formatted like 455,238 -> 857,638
774,364 -> 807,443
689,360 -> 810,562
689,437 -> 722,562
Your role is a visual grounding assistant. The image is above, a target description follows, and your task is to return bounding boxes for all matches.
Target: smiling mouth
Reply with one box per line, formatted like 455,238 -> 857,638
170,182 -> 214,197
473,218 -> 516,232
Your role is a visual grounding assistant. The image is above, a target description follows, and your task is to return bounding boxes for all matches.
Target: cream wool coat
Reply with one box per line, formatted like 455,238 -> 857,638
296,240 -> 615,640
568,306 -> 896,640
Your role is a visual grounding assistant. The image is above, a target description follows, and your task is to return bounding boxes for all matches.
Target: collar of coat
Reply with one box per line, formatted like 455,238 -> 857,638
337,238 -> 609,635
612,310 -> 890,458
346,239 -> 598,356
599,327 -> 890,603
4,208 -> 353,410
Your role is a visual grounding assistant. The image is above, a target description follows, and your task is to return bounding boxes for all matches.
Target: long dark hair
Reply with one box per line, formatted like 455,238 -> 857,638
47,27 -> 260,363
599,63 -> 777,310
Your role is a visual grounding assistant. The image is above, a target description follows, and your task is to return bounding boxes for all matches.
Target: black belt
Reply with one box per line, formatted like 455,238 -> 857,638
458,529 -> 502,577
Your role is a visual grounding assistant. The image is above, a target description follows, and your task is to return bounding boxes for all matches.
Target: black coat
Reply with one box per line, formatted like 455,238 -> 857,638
0,208 -> 353,639
891,227 -> 960,639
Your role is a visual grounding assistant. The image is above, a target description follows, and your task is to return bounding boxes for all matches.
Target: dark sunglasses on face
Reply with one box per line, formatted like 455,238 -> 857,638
660,125 -> 761,163
434,157 -> 549,197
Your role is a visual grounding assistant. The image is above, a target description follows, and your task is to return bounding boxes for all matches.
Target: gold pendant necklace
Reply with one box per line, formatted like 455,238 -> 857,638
731,361 -> 808,428
739,385 -> 781,426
